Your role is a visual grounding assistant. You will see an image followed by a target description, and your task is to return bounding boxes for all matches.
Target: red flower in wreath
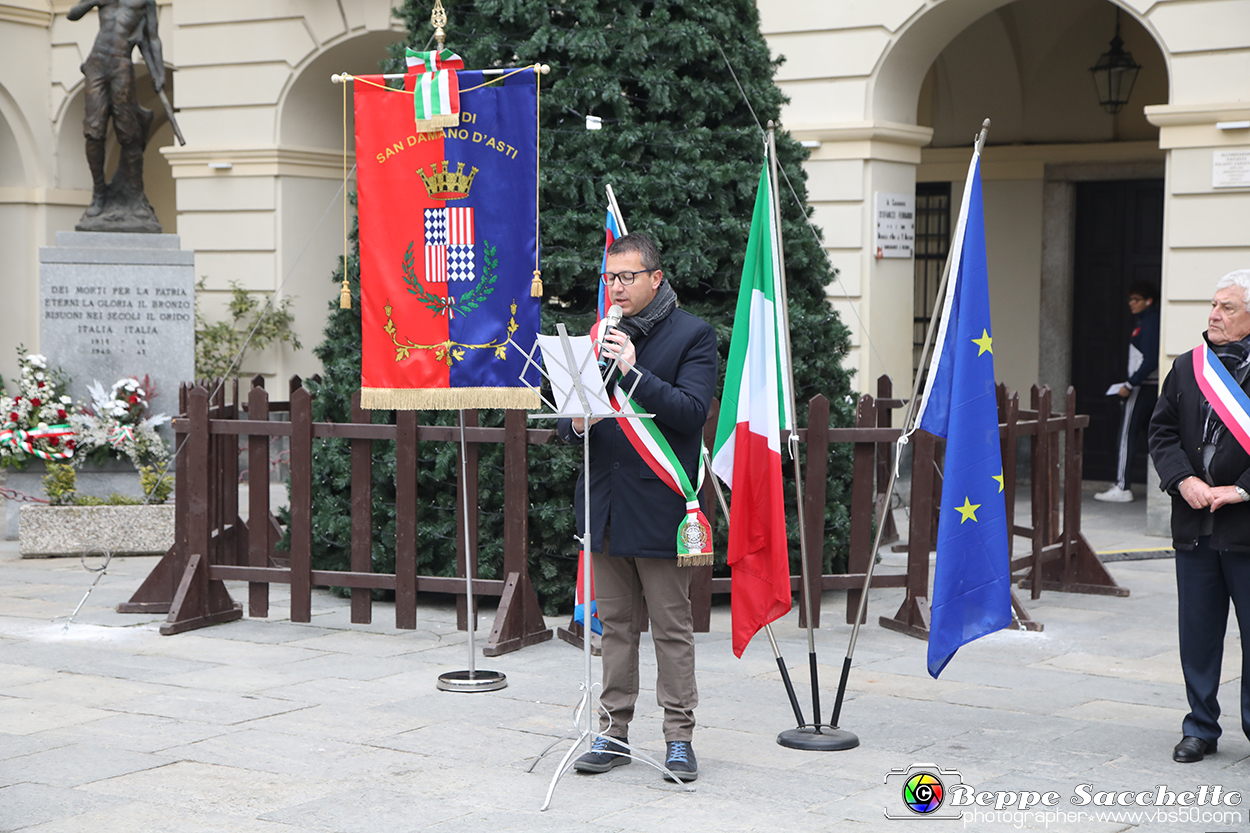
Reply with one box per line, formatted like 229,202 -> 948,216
31,398 -> 41,408
128,394 -> 139,405
48,436 -> 59,447
37,380 -> 45,389
57,409 -> 67,420
8,412 -> 17,422
66,440 -> 76,450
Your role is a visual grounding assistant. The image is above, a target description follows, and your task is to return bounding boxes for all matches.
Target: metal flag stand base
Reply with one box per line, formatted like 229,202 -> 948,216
512,325 -> 695,809
437,669 -> 507,692
777,726 -> 859,751
437,409 -> 507,693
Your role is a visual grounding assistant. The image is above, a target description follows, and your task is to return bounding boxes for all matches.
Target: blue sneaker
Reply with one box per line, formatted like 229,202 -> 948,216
664,740 -> 698,782
573,735 -> 631,773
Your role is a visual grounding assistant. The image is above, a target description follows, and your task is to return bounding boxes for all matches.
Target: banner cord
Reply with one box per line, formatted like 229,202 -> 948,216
341,75 -> 351,309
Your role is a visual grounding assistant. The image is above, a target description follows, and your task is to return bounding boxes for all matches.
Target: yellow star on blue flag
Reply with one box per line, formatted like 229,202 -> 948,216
955,497 -> 981,523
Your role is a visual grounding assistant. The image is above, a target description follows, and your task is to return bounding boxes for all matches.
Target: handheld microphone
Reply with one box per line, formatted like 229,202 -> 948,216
597,305 -> 623,370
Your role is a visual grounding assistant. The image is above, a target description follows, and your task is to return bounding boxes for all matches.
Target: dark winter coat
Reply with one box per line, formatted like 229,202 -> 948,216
556,309 -> 717,558
1149,344 -> 1250,552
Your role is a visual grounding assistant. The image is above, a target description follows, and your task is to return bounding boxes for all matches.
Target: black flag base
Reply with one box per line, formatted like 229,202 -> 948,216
437,669 -> 508,692
777,725 -> 859,751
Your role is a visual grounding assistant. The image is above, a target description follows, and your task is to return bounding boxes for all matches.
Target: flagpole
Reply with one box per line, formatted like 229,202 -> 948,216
763,123 -> 853,751
605,184 -> 629,236
700,446 -> 807,728
826,119 -> 992,733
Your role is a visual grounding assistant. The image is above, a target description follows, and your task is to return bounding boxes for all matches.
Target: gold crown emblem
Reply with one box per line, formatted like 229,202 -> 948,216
418,161 -> 478,200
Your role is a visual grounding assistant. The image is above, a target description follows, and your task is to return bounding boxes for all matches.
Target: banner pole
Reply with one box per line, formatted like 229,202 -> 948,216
437,410 -> 507,693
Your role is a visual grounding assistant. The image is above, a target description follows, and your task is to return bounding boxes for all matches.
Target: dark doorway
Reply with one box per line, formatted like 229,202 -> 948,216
1071,179 -> 1164,483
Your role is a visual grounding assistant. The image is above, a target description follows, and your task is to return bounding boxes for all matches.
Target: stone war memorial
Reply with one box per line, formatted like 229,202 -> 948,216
41,0 -> 192,413
6,0 -> 192,543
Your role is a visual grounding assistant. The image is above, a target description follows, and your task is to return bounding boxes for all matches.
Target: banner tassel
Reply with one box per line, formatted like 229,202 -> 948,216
339,279 -> 352,309
531,269 -> 543,297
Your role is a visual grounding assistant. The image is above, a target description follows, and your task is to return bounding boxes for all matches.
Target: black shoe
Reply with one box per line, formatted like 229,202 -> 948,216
1172,736 -> 1215,763
664,740 -> 698,782
573,735 -> 631,774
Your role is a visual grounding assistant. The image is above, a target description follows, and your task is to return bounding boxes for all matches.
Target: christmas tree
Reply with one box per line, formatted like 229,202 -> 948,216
306,0 -> 856,613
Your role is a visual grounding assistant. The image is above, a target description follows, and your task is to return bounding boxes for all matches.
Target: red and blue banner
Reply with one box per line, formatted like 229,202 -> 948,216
354,70 -> 541,410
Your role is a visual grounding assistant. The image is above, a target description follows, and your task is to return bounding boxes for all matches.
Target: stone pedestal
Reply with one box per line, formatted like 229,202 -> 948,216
38,232 -> 194,410
3,458 -> 148,540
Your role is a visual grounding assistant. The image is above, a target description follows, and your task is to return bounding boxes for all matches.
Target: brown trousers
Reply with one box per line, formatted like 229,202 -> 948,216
593,549 -> 698,741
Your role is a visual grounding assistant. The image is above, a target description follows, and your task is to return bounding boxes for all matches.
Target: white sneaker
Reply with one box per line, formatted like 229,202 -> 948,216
1094,485 -> 1134,503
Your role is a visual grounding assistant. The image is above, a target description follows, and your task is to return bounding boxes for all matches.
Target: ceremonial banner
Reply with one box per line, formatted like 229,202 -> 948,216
354,70 -> 541,410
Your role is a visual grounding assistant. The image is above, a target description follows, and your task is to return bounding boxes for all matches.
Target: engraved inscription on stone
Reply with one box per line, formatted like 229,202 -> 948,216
39,231 -> 194,410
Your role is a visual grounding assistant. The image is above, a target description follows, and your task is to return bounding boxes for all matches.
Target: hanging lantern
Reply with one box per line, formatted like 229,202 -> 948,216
1089,11 -> 1142,115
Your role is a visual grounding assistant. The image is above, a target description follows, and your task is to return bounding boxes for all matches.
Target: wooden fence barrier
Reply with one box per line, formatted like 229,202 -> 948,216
119,376 -> 554,654
119,374 -> 1122,650
879,383 -> 1127,639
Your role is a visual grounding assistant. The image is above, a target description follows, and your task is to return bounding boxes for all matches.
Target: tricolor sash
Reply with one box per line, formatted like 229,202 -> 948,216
1193,342 -> 1250,455
0,421 -> 74,461
405,48 -> 464,132
594,320 -> 713,567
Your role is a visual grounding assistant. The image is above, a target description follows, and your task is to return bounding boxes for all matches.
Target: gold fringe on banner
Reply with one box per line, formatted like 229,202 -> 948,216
339,280 -> 352,309
677,553 -> 714,568
530,270 -> 543,297
413,114 -> 461,133
360,386 -> 540,411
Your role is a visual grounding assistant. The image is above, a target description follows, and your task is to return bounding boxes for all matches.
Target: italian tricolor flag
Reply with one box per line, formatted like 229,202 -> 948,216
712,163 -> 795,658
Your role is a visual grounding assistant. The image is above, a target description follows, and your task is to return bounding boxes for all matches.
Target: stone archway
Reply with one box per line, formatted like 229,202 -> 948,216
264,30 -> 405,380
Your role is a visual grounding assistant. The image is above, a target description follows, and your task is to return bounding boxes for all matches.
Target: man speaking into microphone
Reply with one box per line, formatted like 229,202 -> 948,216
556,232 -> 717,781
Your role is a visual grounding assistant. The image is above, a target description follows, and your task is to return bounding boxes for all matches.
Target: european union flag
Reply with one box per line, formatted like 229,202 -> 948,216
915,153 -> 1011,678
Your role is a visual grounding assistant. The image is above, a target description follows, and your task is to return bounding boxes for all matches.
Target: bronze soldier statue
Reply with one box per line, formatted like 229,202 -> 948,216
68,0 -> 183,233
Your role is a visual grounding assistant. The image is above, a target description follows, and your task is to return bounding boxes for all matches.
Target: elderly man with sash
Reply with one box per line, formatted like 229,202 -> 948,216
556,232 -> 717,782
1149,269 -> 1250,763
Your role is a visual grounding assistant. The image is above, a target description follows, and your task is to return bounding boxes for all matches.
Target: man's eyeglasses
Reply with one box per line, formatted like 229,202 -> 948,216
601,269 -> 654,286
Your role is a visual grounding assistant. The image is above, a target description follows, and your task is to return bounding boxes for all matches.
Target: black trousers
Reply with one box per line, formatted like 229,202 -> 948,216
1113,384 -> 1156,490
1176,537 -> 1250,743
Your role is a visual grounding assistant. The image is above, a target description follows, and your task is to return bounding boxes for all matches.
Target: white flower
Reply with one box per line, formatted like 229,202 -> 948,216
60,396 -> 71,404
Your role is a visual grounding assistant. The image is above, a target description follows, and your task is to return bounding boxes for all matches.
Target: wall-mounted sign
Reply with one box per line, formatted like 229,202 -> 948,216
875,192 -> 915,259
1213,149 -> 1250,189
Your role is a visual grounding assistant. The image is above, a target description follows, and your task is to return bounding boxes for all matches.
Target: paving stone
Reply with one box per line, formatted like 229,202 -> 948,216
30,713 -> 234,754
0,782 -> 126,831
81,760 -> 336,818
258,786 -> 475,831
0,743 -> 170,788
0,697 -> 114,736
124,690 -> 310,726
17,801 -> 297,833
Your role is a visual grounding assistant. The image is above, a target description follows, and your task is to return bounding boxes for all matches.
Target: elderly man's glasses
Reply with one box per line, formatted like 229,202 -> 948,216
601,269 -> 654,286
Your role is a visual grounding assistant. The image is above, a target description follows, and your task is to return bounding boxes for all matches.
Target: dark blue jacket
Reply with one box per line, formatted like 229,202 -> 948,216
1127,305 -> 1160,387
557,309 -> 717,558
